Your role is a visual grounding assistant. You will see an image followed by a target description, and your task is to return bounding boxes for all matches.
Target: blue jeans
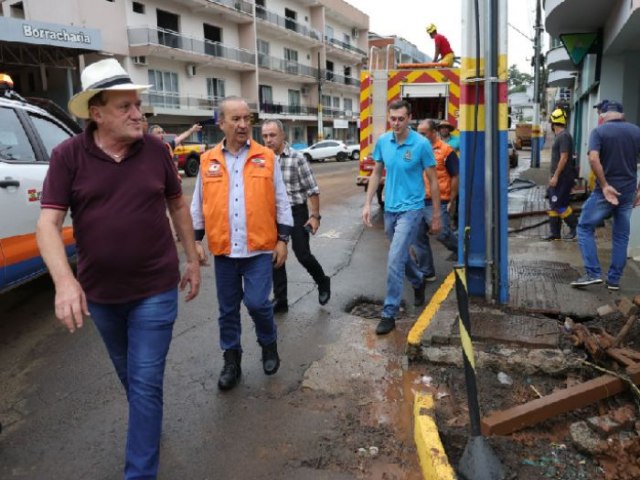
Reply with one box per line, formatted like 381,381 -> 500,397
89,288 -> 178,480
383,209 -> 424,318
577,188 -> 635,284
413,202 -> 456,277
214,254 -> 276,351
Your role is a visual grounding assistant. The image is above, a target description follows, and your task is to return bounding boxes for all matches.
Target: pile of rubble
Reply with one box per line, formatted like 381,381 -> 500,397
481,295 -> 640,479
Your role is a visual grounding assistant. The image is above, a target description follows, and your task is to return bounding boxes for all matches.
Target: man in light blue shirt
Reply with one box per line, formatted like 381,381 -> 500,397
362,99 -> 442,335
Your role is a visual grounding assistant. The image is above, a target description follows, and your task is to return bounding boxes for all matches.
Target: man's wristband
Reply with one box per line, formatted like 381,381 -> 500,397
309,214 -> 322,220
277,234 -> 290,244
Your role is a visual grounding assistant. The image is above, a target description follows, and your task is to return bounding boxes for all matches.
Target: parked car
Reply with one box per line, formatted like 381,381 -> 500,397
346,143 -> 360,160
299,140 -> 349,162
0,84 -> 81,293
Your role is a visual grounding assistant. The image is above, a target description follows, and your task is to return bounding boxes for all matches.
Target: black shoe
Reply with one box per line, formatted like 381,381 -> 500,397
606,281 -> 620,291
318,276 -> 331,305
414,280 -> 426,307
271,298 -> 288,313
542,233 -> 561,241
218,349 -> 242,391
563,230 -> 577,241
261,341 -> 280,375
376,317 -> 396,335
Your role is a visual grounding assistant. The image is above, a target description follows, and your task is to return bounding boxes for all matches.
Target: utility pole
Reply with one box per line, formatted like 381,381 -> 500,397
317,51 -> 324,141
531,0 -> 542,168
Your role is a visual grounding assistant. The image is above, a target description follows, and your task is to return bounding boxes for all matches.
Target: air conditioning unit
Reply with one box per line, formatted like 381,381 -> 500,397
351,28 -> 359,39
300,86 -> 310,96
132,56 -> 147,66
186,64 -> 197,77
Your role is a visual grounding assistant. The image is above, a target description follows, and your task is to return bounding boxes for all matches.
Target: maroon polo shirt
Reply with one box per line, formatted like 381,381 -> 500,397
41,123 -> 182,303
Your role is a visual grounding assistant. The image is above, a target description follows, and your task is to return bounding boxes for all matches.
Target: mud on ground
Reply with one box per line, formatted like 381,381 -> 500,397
417,312 -> 640,480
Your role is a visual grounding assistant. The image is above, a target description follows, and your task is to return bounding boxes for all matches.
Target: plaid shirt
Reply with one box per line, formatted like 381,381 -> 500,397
277,143 -> 320,206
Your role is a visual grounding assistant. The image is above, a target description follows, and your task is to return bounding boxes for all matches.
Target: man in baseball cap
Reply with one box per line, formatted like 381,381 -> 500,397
593,100 -> 624,114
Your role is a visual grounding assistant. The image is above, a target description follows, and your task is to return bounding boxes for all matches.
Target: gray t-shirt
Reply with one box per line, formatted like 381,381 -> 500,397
551,129 -> 573,175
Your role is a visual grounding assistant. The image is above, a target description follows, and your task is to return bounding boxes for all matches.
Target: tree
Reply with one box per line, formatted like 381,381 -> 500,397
508,65 -> 533,93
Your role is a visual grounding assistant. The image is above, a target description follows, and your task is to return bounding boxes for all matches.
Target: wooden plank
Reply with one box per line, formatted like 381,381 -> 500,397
607,348 -> 636,367
481,365 -> 640,436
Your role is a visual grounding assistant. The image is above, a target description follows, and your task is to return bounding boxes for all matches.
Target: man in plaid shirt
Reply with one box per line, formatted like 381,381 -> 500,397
262,120 -> 331,312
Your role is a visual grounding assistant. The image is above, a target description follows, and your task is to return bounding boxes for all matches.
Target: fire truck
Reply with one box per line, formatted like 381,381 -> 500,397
356,52 -> 460,205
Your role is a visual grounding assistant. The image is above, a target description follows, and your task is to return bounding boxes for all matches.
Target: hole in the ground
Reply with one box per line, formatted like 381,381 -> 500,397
346,296 -> 408,319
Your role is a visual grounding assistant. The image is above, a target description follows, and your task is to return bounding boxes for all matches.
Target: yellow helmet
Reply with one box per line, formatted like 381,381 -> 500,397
549,108 -> 567,126
426,24 -> 437,34
0,73 -> 14,89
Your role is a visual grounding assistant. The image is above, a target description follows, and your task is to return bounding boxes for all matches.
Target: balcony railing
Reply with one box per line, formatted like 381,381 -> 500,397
324,71 -> 360,88
256,6 -> 322,43
205,0 -> 253,15
128,27 -> 255,65
142,92 -> 224,111
257,53 -> 318,78
325,36 -> 367,56
260,103 -> 318,115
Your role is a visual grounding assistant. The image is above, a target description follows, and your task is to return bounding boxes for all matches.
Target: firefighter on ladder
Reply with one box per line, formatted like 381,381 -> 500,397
544,108 -> 578,241
426,24 -> 455,67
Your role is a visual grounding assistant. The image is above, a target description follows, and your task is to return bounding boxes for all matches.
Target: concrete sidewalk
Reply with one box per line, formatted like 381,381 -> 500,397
415,144 -> 640,353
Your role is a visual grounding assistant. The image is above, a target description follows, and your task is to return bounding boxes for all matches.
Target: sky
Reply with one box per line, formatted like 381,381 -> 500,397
345,0 -> 538,74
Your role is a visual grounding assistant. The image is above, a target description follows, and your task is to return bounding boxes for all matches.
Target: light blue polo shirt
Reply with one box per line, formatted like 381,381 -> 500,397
373,129 -> 436,212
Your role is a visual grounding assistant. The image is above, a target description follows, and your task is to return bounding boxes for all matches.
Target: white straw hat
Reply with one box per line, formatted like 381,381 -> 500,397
68,58 -> 151,119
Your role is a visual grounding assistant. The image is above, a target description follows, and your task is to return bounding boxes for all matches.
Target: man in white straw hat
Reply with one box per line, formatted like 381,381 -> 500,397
36,58 -> 201,479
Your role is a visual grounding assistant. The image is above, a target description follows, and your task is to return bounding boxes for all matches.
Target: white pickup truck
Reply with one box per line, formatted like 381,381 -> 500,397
0,89 -> 81,293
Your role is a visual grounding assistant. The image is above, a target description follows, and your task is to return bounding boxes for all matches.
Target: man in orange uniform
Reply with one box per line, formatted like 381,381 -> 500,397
426,24 -> 455,67
191,96 -> 293,391
412,119 -> 459,288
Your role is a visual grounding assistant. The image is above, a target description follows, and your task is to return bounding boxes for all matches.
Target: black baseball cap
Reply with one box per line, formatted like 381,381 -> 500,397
593,100 -> 624,113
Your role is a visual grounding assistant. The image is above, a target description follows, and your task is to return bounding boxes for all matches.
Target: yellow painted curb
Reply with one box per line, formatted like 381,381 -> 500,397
414,393 -> 456,480
407,271 -> 456,346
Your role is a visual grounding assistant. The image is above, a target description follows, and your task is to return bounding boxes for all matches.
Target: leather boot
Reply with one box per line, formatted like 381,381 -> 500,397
542,217 -> 561,241
261,341 -> 280,375
563,213 -> 578,240
218,349 -> 242,391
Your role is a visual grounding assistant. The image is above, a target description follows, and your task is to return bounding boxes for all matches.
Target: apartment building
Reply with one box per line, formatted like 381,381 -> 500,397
0,0 -> 369,145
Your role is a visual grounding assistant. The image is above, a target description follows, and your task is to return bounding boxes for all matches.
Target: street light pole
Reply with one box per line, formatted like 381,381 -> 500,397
317,52 -> 324,141
531,0 -> 542,168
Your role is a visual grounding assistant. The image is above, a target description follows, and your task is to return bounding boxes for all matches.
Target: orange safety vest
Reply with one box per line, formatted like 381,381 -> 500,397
200,140 -> 277,256
425,138 -> 455,201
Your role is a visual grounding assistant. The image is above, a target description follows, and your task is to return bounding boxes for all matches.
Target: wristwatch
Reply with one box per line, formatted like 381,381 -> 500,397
277,234 -> 290,243
309,214 -> 322,220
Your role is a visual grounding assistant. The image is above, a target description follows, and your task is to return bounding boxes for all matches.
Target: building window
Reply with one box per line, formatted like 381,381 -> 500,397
343,33 -> 351,45
259,85 -> 273,106
343,66 -> 352,85
288,90 -> 300,114
157,9 -> 180,48
344,98 -> 353,114
257,39 -> 270,68
284,48 -> 298,75
332,97 -> 340,111
255,0 -> 266,19
322,95 -> 331,109
284,8 -> 297,32
10,2 -> 25,19
204,24 -> 222,57
148,70 -> 179,108
132,2 -> 144,13
326,61 -> 334,81
325,25 -> 334,40
207,78 -> 226,103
